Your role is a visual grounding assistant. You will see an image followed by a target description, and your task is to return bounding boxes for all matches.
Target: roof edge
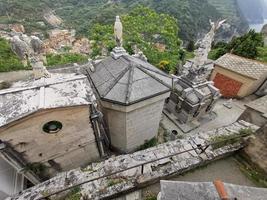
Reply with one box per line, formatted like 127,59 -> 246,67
100,89 -> 171,106
0,104 -> 91,129
214,64 -> 258,80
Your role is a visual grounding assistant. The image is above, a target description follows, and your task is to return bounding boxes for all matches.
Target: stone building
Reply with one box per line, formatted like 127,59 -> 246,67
87,16 -> 171,153
239,95 -> 267,127
238,95 -> 267,174
165,20 -> 222,132
87,48 -> 171,152
165,63 -> 220,132
255,78 -> 267,96
0,73 -> 108,187
211,53 -> 267,98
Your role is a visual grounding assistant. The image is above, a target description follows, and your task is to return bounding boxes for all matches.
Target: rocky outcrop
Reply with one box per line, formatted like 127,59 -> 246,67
8,121 -> 259,200
9,33 -> 49,77
10,36 -> 30,66
43,11 -> 62,27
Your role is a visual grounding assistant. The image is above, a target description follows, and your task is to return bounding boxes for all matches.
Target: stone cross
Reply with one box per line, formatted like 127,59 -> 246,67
114,16 -> 123,47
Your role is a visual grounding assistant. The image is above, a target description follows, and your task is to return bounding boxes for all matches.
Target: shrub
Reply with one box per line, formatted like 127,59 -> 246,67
210,128 -> 253,150
64,186 -> 81,200
139,137 -> 158,150
107,178 -> 123,187
0,81 -> 12,90
46,53 -> 88,67
0,38 -> 25,72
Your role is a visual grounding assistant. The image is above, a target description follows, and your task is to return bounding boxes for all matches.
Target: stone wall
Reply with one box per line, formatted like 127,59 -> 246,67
0,106 -> 99,176
238,107 -> 267,127
125,98 -> 165,151
243,124 -> 267,174
8,121 -> 259,200
101,93 -> 170,152
238,106 -> 267,173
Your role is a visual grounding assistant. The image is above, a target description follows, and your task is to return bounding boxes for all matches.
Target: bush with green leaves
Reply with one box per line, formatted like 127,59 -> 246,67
0,38 -> 26,72
90,6 -> 182,73
139,137 -> 158,150
46,53 -> 88,67
209,30 -> 264,60
209,128 -> 253,150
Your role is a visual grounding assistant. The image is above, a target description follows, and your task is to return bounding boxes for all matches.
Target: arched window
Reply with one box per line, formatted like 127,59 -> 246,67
43,121 -> 63,134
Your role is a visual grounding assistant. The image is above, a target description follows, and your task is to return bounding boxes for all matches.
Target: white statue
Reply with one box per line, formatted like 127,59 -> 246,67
10,34 -> 50,79
193,19 -> 226,66
114,16 -> 123,47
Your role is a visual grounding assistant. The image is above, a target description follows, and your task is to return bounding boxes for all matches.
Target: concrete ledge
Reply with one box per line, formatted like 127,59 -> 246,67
9,121 -> 259,200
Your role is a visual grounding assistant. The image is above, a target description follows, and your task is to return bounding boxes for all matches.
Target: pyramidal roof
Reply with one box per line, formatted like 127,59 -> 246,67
87,48 -> 172,105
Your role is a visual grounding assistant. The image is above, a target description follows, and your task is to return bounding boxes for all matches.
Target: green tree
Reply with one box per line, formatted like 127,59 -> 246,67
209,30 -> 264,60
229,30 -> 263,59
90,6 -> 182,73
0,38 -> 25,72
186,40 -> 195,52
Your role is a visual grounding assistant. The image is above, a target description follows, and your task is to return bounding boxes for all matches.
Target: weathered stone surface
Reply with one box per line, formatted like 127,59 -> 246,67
159,180 -> 267,200
8,121 -> 259,200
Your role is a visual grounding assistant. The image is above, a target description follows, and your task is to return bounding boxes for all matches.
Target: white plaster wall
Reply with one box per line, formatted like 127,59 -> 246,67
0,106 -> 100,174
104,109 -> 127,151
0,157 -> 23,199
125,99 -> 165,151
101,93 -> 170,152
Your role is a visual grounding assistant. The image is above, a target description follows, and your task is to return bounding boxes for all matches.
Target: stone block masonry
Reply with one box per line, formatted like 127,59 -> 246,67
8,121 -> 259,200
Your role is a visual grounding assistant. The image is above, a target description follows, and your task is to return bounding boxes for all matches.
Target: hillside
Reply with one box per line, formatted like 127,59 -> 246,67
0,0 -> 248,41
237,0 -> 265,24
208,0 -> 248,32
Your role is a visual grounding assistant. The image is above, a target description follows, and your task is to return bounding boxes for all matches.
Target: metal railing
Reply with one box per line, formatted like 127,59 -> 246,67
36,133 -> 249,200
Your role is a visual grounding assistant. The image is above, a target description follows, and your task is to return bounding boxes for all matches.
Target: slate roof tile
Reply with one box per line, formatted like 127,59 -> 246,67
215,53 -> 267,79
87,53 -> 172,105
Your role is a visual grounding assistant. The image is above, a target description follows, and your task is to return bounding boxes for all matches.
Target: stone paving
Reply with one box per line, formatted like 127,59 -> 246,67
8,121 -> 259,200
163,98 -> 251,137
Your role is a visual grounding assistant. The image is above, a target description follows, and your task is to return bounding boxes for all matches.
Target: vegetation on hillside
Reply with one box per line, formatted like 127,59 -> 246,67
209,30 -> 264,60
0,38 -> 25,72
208,0 -> 249,34
0,0 -> 248,41
0,37 -> 88,72
90,6 -> 183,73
46,53 -> 88,67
